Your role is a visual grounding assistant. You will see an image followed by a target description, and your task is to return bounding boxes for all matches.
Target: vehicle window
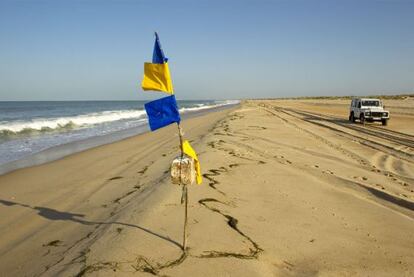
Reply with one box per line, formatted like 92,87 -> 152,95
362,100 -> 379,107
358,102 -> 361,108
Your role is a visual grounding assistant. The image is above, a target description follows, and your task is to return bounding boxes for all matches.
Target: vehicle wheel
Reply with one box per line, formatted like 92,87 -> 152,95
350,112 -> 355,123
382,119 -> 388,126
360,114 -> 365,125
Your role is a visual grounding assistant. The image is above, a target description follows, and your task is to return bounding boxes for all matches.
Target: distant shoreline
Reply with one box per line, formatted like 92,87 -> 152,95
245,93 -> 414,101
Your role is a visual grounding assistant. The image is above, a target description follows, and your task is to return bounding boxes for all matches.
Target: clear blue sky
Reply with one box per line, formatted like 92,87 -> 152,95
0,0 -> 413,101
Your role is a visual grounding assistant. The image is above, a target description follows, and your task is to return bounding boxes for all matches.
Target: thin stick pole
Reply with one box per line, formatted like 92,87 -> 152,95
177,123 -> 188,251
177,123 -> 184,155
183,185 -> 188,250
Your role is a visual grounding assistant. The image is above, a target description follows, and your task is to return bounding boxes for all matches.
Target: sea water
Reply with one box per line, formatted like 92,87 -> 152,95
0,100 -> 239,174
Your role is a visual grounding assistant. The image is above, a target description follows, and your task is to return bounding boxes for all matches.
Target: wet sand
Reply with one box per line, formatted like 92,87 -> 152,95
0,98 -> 413,276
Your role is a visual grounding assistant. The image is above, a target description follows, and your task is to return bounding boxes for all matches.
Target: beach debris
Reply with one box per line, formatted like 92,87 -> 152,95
140,32 -> 203,252
171,155 -> 195,185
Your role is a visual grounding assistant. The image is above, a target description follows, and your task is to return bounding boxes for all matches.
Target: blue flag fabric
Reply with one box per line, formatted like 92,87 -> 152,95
144,95 -> 180,131
152,32 -> 168,64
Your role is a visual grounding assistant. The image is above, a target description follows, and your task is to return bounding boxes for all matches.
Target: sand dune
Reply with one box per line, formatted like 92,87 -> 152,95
0,99 -> 413,276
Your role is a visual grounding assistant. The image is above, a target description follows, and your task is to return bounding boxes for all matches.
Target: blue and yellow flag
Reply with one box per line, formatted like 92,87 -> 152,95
152,32 -> 168,64
142,32 -> 174,94
144,95 -> 180,131
183,140 -> 202,184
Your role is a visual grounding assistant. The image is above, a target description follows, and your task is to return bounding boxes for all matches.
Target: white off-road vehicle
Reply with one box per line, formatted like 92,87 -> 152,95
349,98 -> 390,126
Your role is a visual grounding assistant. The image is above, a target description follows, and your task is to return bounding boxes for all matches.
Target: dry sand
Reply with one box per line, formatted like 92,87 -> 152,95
0,98 -> 413,276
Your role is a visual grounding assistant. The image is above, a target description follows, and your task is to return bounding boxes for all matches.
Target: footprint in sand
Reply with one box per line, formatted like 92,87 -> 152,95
43,240 -> 63,247
256,216 -> 266,222
108,176 -> 123,181
138,166 -> 148,175
247,125 -> 267,130
283,260 -> 295,271
353,176 -> 368,181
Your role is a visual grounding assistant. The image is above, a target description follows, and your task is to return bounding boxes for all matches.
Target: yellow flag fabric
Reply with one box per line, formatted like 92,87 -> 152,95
183,140 -> 202,184
141,62 -> 174,94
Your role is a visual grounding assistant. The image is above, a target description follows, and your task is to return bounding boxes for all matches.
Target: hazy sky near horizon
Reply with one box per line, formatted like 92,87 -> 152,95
0,0 -> 413,101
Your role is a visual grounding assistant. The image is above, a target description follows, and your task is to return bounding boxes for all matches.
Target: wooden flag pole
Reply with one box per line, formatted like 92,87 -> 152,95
182,184 -> 188,251
177,123 -> 184,154
177,123 -> 188,251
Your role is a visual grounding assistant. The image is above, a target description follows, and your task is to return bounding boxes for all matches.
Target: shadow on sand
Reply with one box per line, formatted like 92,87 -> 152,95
0,199 -> 182,248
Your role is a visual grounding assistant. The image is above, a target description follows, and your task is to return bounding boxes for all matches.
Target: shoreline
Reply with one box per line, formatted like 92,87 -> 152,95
0,103 -> 239,176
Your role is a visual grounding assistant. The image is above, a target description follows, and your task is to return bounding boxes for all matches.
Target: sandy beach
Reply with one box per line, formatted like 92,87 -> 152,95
0,98 -> 413,276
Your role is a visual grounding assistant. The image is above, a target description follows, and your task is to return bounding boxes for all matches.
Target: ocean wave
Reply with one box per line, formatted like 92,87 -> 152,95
179,100 -> 240,113
0,122 -> 78,138
0,101 -> 240,139
0,109 -> 147,136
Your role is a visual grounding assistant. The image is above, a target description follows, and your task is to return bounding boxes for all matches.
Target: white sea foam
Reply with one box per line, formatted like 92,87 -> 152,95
0,100 -> 240,136
179,100 -> 240,113
0,110 -> 147,133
